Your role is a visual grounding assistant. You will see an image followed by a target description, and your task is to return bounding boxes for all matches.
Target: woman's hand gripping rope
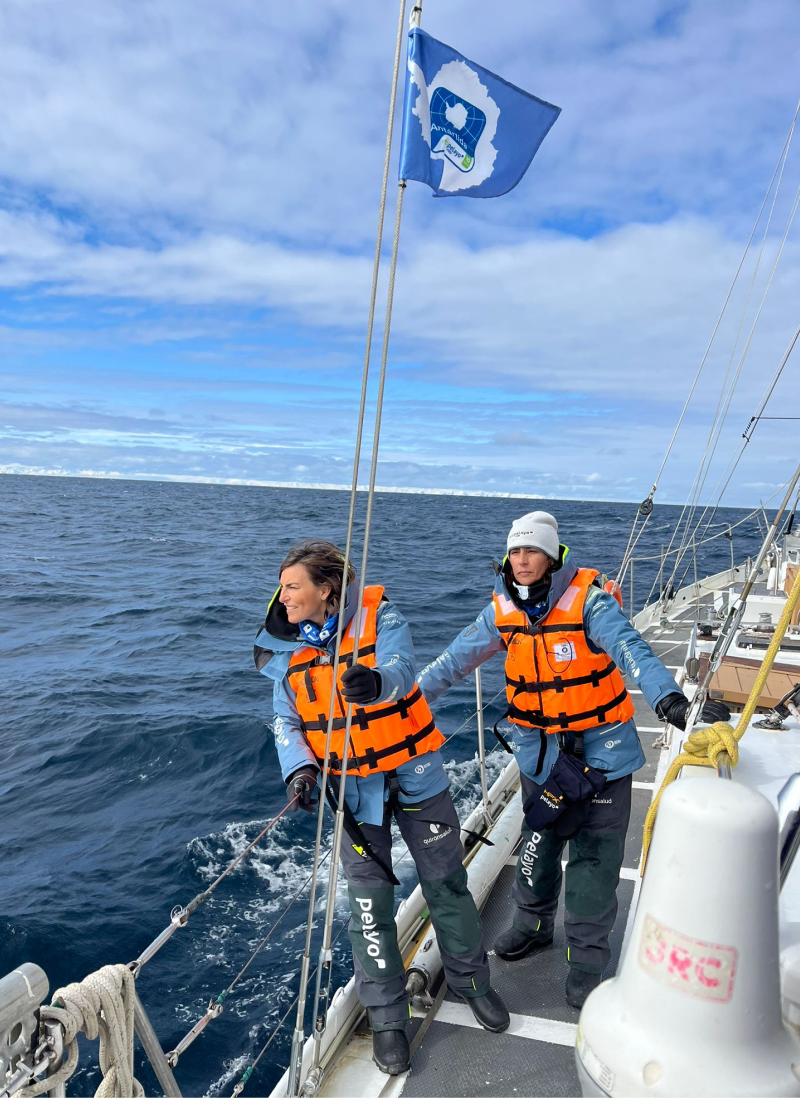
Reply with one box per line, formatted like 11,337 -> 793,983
641,563 -> 800,871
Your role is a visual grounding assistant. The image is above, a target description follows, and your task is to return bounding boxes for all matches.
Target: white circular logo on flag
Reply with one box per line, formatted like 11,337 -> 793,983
407,58 -> 500,193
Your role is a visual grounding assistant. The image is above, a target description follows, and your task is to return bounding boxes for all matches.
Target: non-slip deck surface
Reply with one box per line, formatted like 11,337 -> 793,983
402,1024 -> 580,1098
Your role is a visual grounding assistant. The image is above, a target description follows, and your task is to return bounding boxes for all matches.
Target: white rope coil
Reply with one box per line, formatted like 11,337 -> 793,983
19,964 -> 144,1098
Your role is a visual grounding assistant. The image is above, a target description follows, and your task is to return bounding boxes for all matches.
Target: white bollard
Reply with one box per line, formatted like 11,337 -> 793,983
576,778 -> 800,1096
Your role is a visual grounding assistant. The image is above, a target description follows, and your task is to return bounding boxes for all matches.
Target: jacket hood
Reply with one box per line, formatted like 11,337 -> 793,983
494,543 -> 577,621
253,577 -> 359,672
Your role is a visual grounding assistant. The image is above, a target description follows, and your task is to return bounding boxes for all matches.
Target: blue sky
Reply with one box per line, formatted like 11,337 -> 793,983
1,0 -> 799,503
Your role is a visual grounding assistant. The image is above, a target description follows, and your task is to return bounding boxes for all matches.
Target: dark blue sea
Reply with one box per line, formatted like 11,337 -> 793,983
0,474 -> 765,1096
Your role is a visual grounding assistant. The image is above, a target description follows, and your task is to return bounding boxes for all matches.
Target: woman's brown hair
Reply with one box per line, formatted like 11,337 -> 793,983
279,540 -> 355,613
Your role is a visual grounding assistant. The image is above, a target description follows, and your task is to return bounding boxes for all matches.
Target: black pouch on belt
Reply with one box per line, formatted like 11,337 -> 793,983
522,752 -> 607,839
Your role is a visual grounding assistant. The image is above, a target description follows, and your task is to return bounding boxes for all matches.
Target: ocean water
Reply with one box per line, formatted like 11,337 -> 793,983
0,474 -> 765,1096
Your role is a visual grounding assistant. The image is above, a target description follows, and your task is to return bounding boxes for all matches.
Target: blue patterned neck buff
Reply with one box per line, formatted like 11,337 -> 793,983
299,613 -> 339,647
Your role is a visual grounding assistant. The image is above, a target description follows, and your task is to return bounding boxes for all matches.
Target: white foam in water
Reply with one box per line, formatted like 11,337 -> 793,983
206,1044 -> 253,1097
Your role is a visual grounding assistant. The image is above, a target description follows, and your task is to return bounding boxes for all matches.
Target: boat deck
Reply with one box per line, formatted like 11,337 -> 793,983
310,577 -> 800,1098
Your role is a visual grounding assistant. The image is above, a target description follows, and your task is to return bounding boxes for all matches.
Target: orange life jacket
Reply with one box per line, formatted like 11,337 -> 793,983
492,568 -> 635,733
287,585 -> 444,776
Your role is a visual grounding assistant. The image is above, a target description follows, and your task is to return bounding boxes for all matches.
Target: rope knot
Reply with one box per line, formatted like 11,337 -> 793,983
684,720 -> 739,767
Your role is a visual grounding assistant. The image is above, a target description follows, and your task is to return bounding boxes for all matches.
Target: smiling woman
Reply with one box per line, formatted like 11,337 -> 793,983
278,540 -> 355,640
254,536 -> 511,1074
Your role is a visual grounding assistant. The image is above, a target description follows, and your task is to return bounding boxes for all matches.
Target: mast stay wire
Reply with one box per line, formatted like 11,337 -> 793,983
285,0 -> 411,1091
667,318 -> 800,597
665,162 -> 798,586
666,170 -> 800,593
616,92 -> 800,589
661,96 -> 800,569
638,480 -> 789,610
669,269 -> 800,600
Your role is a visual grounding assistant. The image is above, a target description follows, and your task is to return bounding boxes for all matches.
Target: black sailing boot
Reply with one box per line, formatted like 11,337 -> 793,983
494,924 -> 553,962
457,987 -> 510,1033
565,968 -> 603,1009
372,1027 -> 411,1075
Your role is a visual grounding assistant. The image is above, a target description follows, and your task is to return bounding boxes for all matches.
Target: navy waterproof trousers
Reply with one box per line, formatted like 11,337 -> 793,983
511,771 -> 633,973
339,788 -> 490,1030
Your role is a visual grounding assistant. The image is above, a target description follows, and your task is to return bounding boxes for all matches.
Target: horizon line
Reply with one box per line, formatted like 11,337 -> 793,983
0,466 -> 757,510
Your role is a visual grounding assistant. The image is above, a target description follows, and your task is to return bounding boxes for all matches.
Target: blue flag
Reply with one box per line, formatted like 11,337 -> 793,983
399,29 -> 561,198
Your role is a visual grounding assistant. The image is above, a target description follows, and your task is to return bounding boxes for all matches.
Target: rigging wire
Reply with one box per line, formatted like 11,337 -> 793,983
680,317 -> 800,584
669,301 -> 800,595
667,174 -> 800,589
617,92 -> 800,586
304,4 -> 428,1075
305,175 -> 412,1081
638,484 -> 788,608
129,796 -> 301,977
666,144 -> 799,571
286,1 -> 411,1090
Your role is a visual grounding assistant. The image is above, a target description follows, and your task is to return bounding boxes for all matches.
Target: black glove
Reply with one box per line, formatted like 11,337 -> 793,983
286,767 -> 319,813
656,691 -> 731,731
341,664 -> 382,705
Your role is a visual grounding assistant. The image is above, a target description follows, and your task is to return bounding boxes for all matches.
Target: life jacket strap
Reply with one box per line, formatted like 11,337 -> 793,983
507,687 -> 630,731
301,685 -> 425,734
319,718 -> 438,774
506,661 -> 616,696
288,643 -> 377,678
491,719 -> 515,754
535,622 -> 584,635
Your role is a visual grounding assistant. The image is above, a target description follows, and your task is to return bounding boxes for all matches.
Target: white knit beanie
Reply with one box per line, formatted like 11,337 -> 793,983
506,511 -> 559,560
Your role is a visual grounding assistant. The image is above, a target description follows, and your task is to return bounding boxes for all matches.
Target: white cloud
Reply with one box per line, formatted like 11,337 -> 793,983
0,1 -> 797,243
1,205 -> 798,413
1,0 -> 798,502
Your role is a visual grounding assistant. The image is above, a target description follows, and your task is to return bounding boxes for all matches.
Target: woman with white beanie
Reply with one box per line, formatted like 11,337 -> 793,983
418,510 -> 729,1011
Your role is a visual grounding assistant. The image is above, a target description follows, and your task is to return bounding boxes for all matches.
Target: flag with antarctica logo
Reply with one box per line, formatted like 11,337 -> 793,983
399,28 -> 561,198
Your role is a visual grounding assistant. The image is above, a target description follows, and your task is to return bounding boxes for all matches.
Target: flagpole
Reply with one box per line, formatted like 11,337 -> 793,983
287,1 -> 421,1096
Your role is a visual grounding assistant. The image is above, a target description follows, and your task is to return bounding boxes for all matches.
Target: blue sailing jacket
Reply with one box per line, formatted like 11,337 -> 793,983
256,581 -> 450,825
418,550 -> 681,784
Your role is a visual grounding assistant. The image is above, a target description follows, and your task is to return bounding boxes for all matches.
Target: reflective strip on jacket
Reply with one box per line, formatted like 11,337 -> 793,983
492,567 -> 635,734
287,584 -> 445,777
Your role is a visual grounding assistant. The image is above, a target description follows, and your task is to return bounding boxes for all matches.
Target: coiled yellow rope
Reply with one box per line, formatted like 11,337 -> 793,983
641,563 -> 800,872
